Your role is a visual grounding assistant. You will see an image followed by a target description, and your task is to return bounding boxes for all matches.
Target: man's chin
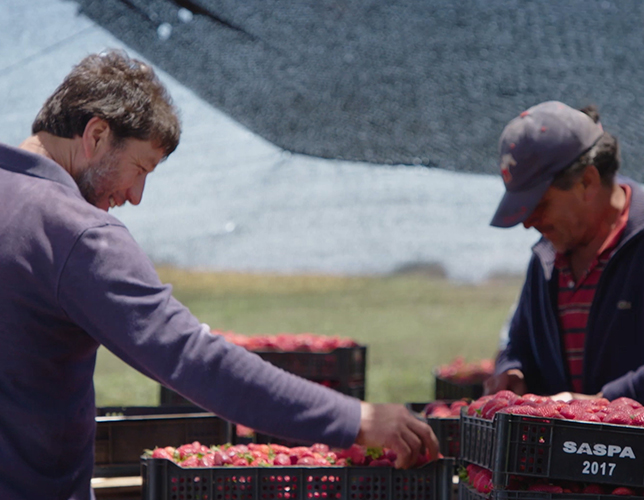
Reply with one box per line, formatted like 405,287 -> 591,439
546,238 -> 569,254
90,197 -> 109,211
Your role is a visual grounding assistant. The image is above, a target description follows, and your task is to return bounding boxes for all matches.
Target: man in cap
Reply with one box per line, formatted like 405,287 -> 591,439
484,100 -> 644,403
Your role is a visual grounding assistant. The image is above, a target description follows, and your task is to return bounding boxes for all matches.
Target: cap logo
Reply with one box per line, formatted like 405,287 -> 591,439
500,153 -> 516,184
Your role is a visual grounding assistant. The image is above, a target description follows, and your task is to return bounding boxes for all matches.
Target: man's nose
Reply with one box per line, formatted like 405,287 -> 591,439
127,175 -> 146,206
523,212 -> 536,229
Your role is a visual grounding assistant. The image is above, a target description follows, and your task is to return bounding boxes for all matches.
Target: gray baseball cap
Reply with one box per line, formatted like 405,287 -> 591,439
490,101 -> 604,228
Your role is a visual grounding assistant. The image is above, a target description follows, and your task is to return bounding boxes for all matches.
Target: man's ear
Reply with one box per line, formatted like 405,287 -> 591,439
82,117 -> 111,160
581,165 -> 602,199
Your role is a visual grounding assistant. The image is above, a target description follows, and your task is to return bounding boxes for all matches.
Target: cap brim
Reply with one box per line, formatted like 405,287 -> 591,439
490,177 -> 552,228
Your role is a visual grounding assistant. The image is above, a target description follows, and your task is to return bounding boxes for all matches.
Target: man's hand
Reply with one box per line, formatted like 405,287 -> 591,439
484,369 -> 527,395
551,391 -> 603,402
355,402 -> 439,469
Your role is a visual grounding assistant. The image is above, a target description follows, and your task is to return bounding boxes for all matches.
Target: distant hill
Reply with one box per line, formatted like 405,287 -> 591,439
75,0 -> 644,181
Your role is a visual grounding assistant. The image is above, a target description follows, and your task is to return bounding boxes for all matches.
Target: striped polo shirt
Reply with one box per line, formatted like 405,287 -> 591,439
555,185 -> 631,393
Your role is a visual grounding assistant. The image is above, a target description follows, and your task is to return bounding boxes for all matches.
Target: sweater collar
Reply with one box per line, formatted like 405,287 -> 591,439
0,142 -> 80,192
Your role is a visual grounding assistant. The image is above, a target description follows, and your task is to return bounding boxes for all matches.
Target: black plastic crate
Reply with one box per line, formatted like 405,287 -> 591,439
141,456 -> 455,500
406,402 -> 461,458
460,409 -> 644,489
458,481 -> 641,500
256,346 -> 366,383
434,373 -> 484,401
94,407 -> 232,478
160,346 -> 367,407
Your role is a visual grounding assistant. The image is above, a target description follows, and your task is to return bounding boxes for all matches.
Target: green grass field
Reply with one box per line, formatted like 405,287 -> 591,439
94,266 -> 523,406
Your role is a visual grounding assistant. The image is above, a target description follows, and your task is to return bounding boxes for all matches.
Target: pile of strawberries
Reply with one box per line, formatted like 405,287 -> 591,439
146,442 -> 433,468
462,463 -> 641,496
213,331 -> 359,353
435,357 -> 494,385
469,390 -> 644,425
423,399 -> 469,418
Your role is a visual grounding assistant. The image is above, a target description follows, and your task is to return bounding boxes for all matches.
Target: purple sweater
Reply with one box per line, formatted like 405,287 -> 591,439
0,143 -> 361,500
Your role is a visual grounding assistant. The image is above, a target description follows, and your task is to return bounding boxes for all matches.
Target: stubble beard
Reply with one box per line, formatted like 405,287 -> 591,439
75,152 -> 121,207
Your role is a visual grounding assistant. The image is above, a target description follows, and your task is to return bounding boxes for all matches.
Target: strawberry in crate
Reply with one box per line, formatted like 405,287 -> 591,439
435,357 -> 494,385
214,330 -> 359,353
144,442 -> 438,468
423,399 -> 469,417
460,464 -> 643,496
467,390 -> 644,426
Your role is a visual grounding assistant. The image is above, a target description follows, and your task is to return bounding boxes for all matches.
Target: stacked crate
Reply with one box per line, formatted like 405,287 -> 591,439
141,455 -> 456,500
406,402 -> 463,459
160,340 -> 367,406
458,408 -> 644,499
433,358 -> 494,401
94,406 -> 230,478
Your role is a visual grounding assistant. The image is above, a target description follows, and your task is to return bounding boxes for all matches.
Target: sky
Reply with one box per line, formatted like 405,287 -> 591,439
0,0 -> 541,283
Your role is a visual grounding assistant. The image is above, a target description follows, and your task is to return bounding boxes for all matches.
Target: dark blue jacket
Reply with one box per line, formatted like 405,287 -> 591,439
496,176 -> 644,402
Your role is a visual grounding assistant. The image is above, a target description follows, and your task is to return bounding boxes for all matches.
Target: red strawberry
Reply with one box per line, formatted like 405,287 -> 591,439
610,397 -> 642,409
248,443 -> 271,454
528,483 -> 563,493
414,450 -> 431,467
602,411 -> 631,425
466,463 -> 482,484
269,444 -> 292,455
226,444 -> 249,457
631,411 -> 644,426
310,452 -> 330,466
560,404 -> 595,420
310,443 -> 330,454
430,405 -> 453,418
582,484 -> 606,494
180,455 -> 200,468
558,481 -> 581,493
297,456 -> 317,466
290,446 -> 314,459
213,450 -> 231,466
499,405 -> 540,416
272,453 -> 291,466
342,444 -> 366,465
532,403 -> 562,419
250,457 -> 269,466
449,400 -> 469,416
468,396 -> 494,416
611,487 -> 637,496
176,443 -> 196,459
481,398 -> 510,419
424,401 -> 450,416
577,412 -> 601,423
199,453 -> 216,467
369,458 -> 394,467
151,447 -> 174,460
593,398 -> 610,409
522,394 -> 550,404
493,390 -> 521,404
236,424 -> 255,438
472,468 -> 493,494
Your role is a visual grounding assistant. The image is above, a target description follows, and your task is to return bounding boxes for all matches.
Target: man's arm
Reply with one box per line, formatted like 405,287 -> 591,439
485,272 -> 536,396
59,225 -> 439,467
600,365 -> 644,403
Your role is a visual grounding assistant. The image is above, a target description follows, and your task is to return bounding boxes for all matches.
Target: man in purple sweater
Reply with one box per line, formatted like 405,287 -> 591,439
0,50 -> 438,500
